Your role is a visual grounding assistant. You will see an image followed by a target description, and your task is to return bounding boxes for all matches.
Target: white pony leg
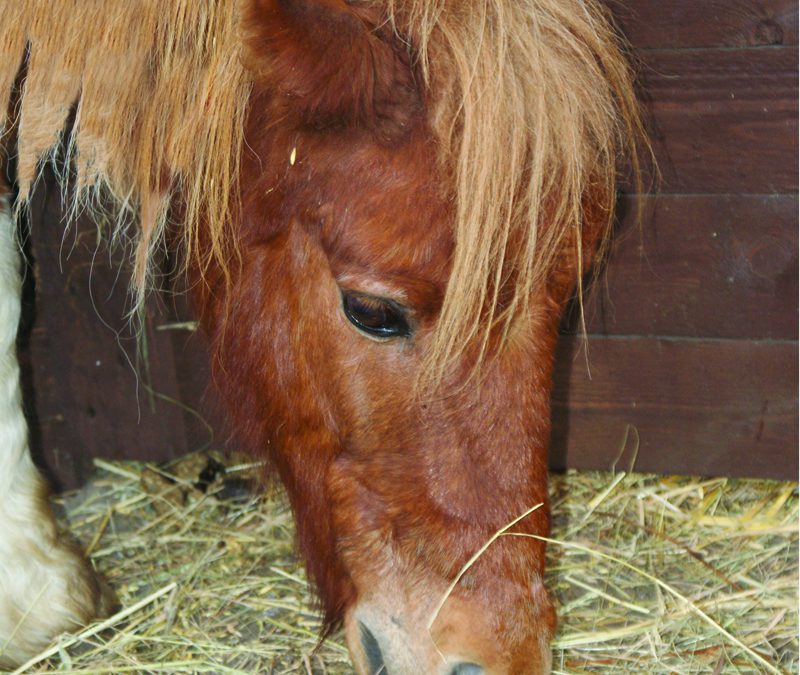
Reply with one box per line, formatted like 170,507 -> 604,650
0,196 -> 113,667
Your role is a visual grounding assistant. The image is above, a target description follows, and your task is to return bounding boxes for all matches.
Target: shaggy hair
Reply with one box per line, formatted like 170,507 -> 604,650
0,0 -> 250,307
0,0 -> 643,377
388,0 -> 645,382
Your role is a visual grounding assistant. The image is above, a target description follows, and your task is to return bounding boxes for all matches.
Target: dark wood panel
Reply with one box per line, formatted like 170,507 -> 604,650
24,173 -> 191,490
566,194 -> 799,340
162,293 -> 225,454
606,0 -> 797,49
638,47 -> 797,194
550,335 -> 798,479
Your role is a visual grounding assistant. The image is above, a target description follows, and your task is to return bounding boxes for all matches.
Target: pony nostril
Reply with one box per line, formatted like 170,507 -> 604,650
448,664 -> 484,675
359,621 -> 387,675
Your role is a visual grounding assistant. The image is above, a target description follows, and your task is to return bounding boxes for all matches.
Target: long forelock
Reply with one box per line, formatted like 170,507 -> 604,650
388,0 -> 647,386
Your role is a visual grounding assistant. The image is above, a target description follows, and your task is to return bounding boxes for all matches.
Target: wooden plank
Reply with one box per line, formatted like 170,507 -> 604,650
550,335 -> 798,480
565,194 -> 799,340
24,172 -> 190,490
160,291 -> 224,454
605,0 -> 798,49
638,47 -> 797,194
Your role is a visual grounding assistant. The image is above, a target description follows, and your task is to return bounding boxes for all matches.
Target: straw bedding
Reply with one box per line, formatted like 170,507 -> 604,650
7,452 -> 797,674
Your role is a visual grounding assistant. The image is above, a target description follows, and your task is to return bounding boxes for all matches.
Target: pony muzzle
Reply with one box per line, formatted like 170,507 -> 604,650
344,588 -> 552,675
345,606 -> 486,675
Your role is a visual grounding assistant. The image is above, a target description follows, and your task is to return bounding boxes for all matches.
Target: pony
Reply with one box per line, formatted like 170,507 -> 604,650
0,0 -> 644,672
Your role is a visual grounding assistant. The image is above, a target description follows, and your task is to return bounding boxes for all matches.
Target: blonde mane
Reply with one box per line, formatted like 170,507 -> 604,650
1,0 -> 643,375
0,0 -> 250,306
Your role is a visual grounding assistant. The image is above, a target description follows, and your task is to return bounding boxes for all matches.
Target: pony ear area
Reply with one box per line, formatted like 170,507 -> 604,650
243,0 -> 422,140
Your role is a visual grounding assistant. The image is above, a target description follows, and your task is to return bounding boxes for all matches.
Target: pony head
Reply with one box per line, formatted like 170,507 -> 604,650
199,1 -> 642,672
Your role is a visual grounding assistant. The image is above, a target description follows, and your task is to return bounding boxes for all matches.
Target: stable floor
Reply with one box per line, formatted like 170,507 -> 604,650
10,454 -> 798,674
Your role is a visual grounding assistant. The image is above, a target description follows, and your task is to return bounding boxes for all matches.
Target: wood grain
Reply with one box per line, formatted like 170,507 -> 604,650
606,0 -> 798,49
550,335 -> 798,479
638,47 -> 798,194
564,194 -> 798,340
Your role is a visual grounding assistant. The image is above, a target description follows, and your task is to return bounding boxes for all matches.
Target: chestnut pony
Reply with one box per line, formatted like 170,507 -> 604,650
0,0 -> 643,672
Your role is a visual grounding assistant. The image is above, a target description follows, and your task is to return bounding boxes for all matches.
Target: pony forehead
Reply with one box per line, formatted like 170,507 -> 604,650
279,131 -> 453,280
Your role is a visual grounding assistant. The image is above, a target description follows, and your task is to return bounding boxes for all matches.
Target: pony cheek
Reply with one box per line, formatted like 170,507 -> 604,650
208,230 -> 341,445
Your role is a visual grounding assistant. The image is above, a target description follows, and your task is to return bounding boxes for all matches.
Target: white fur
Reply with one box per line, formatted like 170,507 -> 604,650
0,196 -> 111,668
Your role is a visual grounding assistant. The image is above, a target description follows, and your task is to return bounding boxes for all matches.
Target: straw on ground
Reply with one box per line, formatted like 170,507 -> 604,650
4,453 -> 795,674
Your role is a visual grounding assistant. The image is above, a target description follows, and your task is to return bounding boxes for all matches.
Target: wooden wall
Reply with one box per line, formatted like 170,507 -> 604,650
17,0 -> 798,489
551,0 -> 798,479
18,180 -> 218,490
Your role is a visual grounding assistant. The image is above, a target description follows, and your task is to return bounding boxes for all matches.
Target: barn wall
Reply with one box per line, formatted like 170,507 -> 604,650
551,0 -> 798,479
18,0 -> 798,489
18,176 -> 220,491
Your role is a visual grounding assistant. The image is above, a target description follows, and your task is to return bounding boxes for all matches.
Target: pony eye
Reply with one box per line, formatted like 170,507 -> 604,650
341,290 -> 412,339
